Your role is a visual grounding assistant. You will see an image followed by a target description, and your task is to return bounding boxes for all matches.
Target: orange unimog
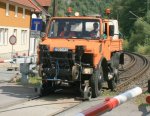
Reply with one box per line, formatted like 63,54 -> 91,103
37,9 -> 124,99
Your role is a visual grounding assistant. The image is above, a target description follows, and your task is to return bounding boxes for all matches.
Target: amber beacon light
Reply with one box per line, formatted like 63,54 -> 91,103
106,8 -> 111,15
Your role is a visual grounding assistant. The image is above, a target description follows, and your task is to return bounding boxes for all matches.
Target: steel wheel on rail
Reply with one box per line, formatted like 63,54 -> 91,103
107,68 -> 119,91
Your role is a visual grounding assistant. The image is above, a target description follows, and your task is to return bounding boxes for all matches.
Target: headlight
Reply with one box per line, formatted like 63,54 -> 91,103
82,68 -> 93,74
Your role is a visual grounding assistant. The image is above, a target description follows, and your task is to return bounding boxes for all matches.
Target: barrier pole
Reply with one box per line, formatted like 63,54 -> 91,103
77,87 -> 142,116
0,59 -> 13,63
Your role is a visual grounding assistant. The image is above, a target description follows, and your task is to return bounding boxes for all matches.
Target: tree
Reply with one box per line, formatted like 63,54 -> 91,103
129,15 -> 150,51
48,0 -> 112,17
111,0 -> 147,38
48,0 -> 68,16
110,0 -> 150,54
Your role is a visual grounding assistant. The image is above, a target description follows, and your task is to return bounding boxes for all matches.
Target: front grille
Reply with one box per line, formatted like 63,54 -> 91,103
39,44 -> 74,79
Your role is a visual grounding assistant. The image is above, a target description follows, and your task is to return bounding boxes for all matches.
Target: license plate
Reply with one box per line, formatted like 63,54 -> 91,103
54,47 -> 68,52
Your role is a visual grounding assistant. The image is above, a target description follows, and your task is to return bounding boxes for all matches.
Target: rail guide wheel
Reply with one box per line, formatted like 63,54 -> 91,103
82,81 -> 92,100
107,68 -> 119,91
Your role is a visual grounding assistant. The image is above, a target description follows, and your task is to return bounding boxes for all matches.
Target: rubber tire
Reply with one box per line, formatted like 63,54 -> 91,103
111,53 -> 119,69
107,69 -> 119,91
90,68 -> 103,98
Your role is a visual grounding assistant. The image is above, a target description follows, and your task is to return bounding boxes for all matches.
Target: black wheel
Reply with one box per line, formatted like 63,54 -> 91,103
90,67 -> 103,98
40,81 -> 55,96
107,68 -> 119,91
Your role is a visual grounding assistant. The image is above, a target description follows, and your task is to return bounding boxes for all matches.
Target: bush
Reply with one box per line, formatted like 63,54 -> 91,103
135,44 -> 150,55
123,39 -> 129,51
28,76 -> 41,86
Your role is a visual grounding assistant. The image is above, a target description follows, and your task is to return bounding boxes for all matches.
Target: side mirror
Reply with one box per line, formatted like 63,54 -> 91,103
119,32 -> 124,39
109,25 -> 114,36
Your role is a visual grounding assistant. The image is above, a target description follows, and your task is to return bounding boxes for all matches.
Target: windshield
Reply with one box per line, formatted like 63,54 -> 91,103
48,19 -> 100,39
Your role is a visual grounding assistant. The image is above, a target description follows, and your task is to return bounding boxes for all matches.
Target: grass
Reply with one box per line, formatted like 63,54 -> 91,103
28,76 -> 41,86
101,89 -> 118,97
101,87 -> 150,107
134,91 -> 150,105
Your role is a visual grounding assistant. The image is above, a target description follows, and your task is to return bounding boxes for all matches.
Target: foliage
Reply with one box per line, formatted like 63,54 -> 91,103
48,0 -> 112,17
48,0 -> 68,16
135,44 -> 150,55
111,0 -> 150,54
129,17 -> 150,51
111,0 -> 147,38
123,39 -> 129,51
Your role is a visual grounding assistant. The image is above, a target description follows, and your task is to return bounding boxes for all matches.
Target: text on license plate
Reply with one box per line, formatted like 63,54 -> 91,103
54,47 -> 68,52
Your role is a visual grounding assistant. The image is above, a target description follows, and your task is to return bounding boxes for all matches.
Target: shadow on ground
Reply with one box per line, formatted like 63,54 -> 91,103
0,83 -> 83,103
0,85 -> 82,114
0,84 -> 37,98
138,103 -> 150,116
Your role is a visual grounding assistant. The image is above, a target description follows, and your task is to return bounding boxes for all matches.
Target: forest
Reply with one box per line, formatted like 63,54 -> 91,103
48,0 -> 150,55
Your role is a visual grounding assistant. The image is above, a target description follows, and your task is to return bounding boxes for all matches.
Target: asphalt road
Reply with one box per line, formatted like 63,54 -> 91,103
0,67 -> 38,109
0,68 -> 17,82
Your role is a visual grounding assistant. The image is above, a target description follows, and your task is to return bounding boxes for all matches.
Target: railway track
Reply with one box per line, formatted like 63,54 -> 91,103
117,52 -> 150,92
119,52 -> 136,72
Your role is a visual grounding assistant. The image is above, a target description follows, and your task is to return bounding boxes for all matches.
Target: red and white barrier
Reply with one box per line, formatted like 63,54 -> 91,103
77,87 -> 142,116
0,59 -> 13,63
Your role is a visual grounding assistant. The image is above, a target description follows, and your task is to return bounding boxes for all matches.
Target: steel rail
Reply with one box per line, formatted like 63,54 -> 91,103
121,52 -> 136,71
117,52 -> 150,91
